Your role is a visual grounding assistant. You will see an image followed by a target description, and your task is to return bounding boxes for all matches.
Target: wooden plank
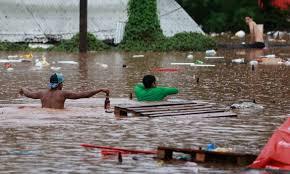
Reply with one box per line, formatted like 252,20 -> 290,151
140,108 -> 226,116
134,105 -> 215,114
130,104 -> 212,112
157,146 -> 257,165
149,112 -> 237,118
147,110 -> 234,118
116,101 -> 199,109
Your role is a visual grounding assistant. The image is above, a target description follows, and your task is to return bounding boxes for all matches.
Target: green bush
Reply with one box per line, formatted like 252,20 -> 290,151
51,33 -> 109,52
164,32 -> 216,51
0,42 -> 28,51
120,0 -> 215,51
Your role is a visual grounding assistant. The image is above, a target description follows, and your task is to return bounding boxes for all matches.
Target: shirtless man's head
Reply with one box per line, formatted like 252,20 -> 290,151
245,16 -> 253,24
49,73 -> 64,90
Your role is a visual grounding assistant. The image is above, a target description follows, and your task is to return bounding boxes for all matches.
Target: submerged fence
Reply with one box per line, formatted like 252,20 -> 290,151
0,0 -> 203,43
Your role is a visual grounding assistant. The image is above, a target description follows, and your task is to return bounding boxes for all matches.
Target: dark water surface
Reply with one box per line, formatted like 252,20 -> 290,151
0,48 -> 290,173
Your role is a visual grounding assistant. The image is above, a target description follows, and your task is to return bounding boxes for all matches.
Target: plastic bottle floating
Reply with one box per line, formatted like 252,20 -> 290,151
21,53 -> 33,59
235,30 -> 246,38
205,50 -> 216,56
41,56 -> 50,66
187,54 -> 194,59
232,58 -> 245,64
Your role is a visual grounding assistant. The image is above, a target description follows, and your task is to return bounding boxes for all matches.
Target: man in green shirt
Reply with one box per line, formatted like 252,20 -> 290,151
134,75 -> 179,101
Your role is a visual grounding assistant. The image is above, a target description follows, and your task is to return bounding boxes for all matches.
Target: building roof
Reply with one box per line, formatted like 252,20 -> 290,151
0,0 -> 203,43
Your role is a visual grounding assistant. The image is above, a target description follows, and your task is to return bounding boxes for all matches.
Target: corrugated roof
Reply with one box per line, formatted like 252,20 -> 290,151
0,0 -> 203,43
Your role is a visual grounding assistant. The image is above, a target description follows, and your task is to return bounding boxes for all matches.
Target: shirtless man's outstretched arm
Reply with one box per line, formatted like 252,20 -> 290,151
63,89 -> 110,99
20,88 -> 43,99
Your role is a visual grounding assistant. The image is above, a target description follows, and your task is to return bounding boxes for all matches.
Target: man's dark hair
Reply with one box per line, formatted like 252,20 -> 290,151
142,75 -> 156,88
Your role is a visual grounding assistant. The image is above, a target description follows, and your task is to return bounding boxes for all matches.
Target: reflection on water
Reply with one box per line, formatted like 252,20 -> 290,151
0,48 -> 290,173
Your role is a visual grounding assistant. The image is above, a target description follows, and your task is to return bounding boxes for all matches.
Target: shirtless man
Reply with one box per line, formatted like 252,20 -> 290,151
245,16 -> 265,49
19,73 -> 110,109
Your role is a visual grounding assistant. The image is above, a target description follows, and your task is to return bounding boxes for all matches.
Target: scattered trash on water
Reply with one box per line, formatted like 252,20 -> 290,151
96,62 -> 108,68
0,59 -> 23,63
8,55 -> 18,59
132,55 -> 144,58
190,64 -> 215,67
41,56 -> 50,66
213,147 -> 233,152
205,56 -> 224,59
230,101 -> 264,109
28,43 -> 53,49
206,144 -> 217,151
249,61 -> 258,66
187,54 -> 194,59
57,61 -> 79,65
261,54 -> 276,58
257,58 -> 283,65
194,60 -> 204,64
284,61 -> 290,66
205,49 -> 216,56
236,51 -> 246,56
50,66 -> 61,71
176,154 -> 191,161
235,30 -> 246,38
171,63 -> 193,66
232,58 -> 245,64
20,53 -> 33,59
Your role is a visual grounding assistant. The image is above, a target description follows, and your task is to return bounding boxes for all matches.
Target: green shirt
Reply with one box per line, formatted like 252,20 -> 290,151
134,83 -> 179,101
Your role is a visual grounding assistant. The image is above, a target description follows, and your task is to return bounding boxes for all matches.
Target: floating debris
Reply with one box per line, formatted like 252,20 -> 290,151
132,55 -> 144,58
57,61 -> 79,65
235,30 -> 246,38
232,58 -> 245,64
187,54 -> 194,59
205,50 -> 216,56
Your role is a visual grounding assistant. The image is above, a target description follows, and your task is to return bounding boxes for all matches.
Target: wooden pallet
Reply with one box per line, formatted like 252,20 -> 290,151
114,101 -> 237,118
157,146 -> 257,166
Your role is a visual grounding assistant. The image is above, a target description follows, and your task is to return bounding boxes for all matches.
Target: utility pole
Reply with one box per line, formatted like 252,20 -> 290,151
79,0 -> 88,53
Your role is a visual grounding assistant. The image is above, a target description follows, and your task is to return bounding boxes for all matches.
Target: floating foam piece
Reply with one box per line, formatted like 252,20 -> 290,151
96,62 -> 108,68
6,68 -> 14,71
171,63 -> 194,66
132,55 -> 144,58
28,43 -> 53,49
190,64 -> 215,67
205,56 -> 224,59
232,58 -> 245,64
57,61 -> 78,65
187,54 -> 194,59
235,30 -> 246,38
205,49 -> 216,56
50,66 -> 61,71
0,59 -> 22,63
8,55 -> 18,58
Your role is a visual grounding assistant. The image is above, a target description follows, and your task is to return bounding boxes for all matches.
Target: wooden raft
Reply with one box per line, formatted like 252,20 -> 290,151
157,146 -> 257,166
114,101 -> 237,118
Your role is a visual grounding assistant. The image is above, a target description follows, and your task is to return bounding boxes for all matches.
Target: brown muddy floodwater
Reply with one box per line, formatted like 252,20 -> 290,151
0,48 -> 290,173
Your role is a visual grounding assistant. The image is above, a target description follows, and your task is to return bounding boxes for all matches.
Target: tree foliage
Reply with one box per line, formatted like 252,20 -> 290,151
120,0 -> 215,51
176,0 -> 290,32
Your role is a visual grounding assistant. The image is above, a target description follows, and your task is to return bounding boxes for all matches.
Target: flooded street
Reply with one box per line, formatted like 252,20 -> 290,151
1,48 -> 290,173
